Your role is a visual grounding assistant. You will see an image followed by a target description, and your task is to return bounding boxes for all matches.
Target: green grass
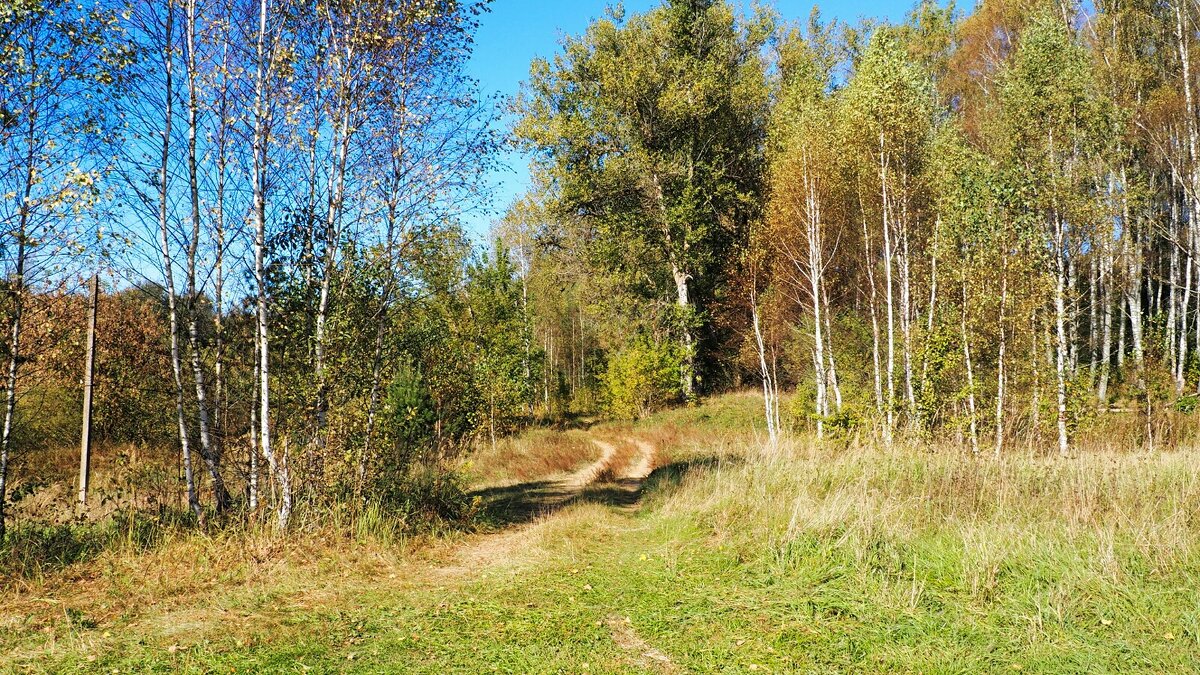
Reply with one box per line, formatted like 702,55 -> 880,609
4,393 -> 1199,673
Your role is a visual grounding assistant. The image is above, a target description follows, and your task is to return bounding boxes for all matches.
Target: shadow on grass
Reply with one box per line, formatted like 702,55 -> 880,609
473,455 -> 730,527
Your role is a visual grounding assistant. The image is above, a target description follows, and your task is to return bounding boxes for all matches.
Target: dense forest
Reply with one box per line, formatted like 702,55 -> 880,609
3,0 -> 1200,538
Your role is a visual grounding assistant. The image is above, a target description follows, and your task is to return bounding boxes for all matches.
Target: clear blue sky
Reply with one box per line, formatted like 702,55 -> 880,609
462,0 -> 914,238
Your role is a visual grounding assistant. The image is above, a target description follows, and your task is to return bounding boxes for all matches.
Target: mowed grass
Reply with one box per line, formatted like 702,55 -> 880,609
4,393 -> 1200,673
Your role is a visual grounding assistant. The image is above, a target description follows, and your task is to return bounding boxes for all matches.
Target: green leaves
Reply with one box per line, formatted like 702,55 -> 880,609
514,0 -> 771,395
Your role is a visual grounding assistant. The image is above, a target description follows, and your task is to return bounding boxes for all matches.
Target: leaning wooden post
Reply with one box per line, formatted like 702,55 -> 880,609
77,273 -> 99,514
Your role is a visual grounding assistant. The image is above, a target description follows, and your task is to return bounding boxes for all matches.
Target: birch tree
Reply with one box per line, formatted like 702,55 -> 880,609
994,10 -> 1114,455
841,27 -> 935,439
767,23 -> 841,439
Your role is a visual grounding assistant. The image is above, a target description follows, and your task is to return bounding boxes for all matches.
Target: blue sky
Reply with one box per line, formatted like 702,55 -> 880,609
462,0 -> 913,238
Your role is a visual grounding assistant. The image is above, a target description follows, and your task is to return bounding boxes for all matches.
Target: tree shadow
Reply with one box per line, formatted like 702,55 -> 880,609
639,455 -> 729,495
472,455 -> 731,527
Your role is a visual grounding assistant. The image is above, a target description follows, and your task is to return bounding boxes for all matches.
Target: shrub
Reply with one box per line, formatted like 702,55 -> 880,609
384,359 -> 438,460
367,463 -> 478,533
601,336 -> 681,419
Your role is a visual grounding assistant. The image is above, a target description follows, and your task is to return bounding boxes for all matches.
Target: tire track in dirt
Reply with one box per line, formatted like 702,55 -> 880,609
430,434 -> 654,579
425,434 -> 675,668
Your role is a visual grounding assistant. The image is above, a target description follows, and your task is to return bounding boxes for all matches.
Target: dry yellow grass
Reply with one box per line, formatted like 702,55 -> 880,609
467,428 -> 600,486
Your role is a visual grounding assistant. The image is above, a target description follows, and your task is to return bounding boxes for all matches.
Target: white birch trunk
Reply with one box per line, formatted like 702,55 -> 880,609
252,0 -> 290,528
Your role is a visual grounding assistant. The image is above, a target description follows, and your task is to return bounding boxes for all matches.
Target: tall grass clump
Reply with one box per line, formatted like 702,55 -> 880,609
469,429 -> 600,485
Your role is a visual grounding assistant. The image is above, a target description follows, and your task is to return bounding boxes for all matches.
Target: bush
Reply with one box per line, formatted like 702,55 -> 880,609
367,463 -> 478,533
1,506 -> 195,579
601,336 -> 681,419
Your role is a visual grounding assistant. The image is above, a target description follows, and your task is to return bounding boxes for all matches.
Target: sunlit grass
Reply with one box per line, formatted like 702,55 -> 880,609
4,393 -> 1199,672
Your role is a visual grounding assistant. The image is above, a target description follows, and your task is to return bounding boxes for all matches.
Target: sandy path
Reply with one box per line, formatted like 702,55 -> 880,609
568,438 -> 620,487
623,438 -> 655,480
430,434 -> 654,579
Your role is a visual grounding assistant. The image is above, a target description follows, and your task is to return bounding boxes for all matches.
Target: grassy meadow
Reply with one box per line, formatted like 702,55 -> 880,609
2,393 -> 1199,673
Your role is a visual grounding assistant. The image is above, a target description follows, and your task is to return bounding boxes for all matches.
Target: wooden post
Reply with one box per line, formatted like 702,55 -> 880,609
78,273 -> 99,513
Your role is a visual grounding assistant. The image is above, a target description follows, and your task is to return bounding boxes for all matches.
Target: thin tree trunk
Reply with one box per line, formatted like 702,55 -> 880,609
1099,236 -> 1114,402
1168,216 -> 1180,374
252,0 -> 289,528
1067,249 -> 1078,377
751,290 -> 778,447
360,202 -> 400,494
1054,216 -> 1071,457
0,201 -> 28,541
1088,252 -> 1099,385
862,214 -> 885,423
995,252 -> 1008,457
822,280 -> 843,412
313,102 -> 353,447
0,88 -> 41,539
879,137 -> 897,440
922,218 -> 940,387
249,340 -> 259,513
184,0 -> 228,511
673,266 -> 695,402
156,6 -> 201,518
961,279 -> 979,454
213,41 -> 230,477
1030,313 -> 1041,452
806,166 -> 827,439
899,198 -> 916,419
1180,215 -> 1194,391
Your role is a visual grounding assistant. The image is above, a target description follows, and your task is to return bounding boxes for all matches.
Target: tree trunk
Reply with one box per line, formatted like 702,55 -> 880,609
156,6 -> 201,519
673,265 -> 696,402
313,100 -> 353,474
807,173 -> 827,439
751,291 -> 778,447
1088,252 -> 1099,386
0,97 -> 41,539
1067,249 -> 1078,377
184,0 -> 229,511
0,201 -> 27,542
822,280 -> 843,413
213,40 -> 233,493
1098,236 -> 1114,402
1180,215 -> 1194,391
995,255 -> 1008,457
961,279 -> 979,454
252,0 -> 290,529
249,341 -> 259,513
862,214 -> 885,427
879,137 -> 897,440
1054,216 -> 1071,457
899,202 -> 916,420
